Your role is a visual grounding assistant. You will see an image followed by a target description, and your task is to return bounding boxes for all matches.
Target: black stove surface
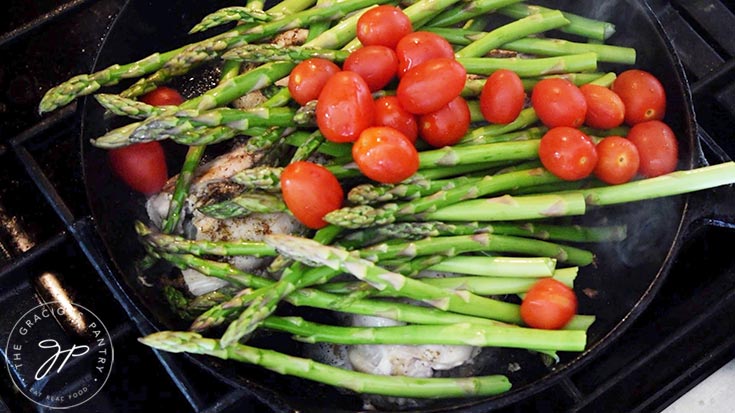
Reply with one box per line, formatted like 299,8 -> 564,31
0,1 -> 734,412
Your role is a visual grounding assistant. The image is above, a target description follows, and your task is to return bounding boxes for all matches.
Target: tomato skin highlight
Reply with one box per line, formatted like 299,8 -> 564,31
352,126 -> 419,184
288,58 -> 341,106
626,120 -> 678,177
479,69 -> 525,124
418,96 -> 471,147
140,86 -> 184,106
343,45 -> 398,92
520,278 -> 578,330
108,142 -> 168,195
281,161 -> 344,229
395,31 -> 455,77
593,136 -> 640,184
397,58 -> 466,115
374,96 -> 418,143
316,71 -> 375,143
531,78 -> 587,128
356,5 -> 412,49
539,127 -> 598,181
612,69 -> 666,125
580,84 -> 625,130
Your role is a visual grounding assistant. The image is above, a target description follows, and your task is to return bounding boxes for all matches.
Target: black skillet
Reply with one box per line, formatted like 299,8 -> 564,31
81,0 -> 735,411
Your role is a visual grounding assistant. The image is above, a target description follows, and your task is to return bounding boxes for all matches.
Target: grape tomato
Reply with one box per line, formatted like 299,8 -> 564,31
521,278 -> 578,330
316,71 -> 375,143
580,84 -> 625,130
626,120 -> 678,177
539,126 -> 598,181
532,78 -> 587,128
356,5 -> 412,49
288,58 -> 341,106
397,57 -> 466,115
612,69 -> 666,125
281,161 -> 344,229
108,142 -> 168,195
418,96 -> 470,147
394,31 -> 455,77
374,96 -> 418,143
593,136 -> 640,184
343,45 -> 398,92
479,69 -> 525,124
352,126 -> 419,184
140,86 -> 184,106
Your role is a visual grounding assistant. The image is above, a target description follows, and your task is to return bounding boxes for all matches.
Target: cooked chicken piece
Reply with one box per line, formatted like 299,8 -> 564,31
146,143 -> 304,296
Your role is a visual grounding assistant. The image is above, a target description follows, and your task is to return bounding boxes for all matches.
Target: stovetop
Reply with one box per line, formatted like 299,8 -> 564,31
0,1 -> 733,412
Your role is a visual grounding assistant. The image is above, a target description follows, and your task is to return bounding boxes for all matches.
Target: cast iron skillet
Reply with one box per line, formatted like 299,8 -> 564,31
81,0 -> 734,411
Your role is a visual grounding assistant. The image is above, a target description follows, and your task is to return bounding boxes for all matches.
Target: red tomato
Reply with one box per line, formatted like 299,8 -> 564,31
520,278 -> 577,330
612,69 -> 666,125
538,127 -> 598,181
394,31 -> 455,77
108,142 -> 168,195
374,96 -> 418,143
479,69 -> 525,124
626,120 -> 678,177
343,45 -> 398,92
280,161 -> 344,229
352,126 -> 419,184
140,86 -> 184,106
531,78 -> 587,128
397,58 -> 466,115
580,84 -> 625,129
593,136 -> 640,184
356,5 -> 412,49
288,58 -> 341,106
418,96 -> 470,147
316,71 -> 375,143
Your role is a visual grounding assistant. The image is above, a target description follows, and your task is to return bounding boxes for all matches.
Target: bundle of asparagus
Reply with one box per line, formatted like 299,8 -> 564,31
41,0 -> 735,402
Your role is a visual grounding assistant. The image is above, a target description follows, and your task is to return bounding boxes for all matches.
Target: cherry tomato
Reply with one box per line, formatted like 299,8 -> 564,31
397,58 -> 466,115
612,69 -> 666,125
580,84 -> 625,130
531,78 -> 587,128
356,5 -> 412,49
418,96 -> 470,147
479,69 -> 525,124
140,86 -> 184,106
108,142 -> 168,195
352,126 -> 419,184
395,31 -> 455,77
538,127 -> 598,181
280,161 -> 344,229
316,71 -> 375,143
374,96 -> 418,143
593,136 -> 640,184
626,120 -> 678,177
520,278 -> 577,330
343,45 -> 398,92
288,58 -> 341,106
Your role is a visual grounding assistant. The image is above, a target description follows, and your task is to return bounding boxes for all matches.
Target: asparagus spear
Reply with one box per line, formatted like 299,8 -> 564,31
263,316 -> 586,351
427,0 -> 524,28
189,7 -> 272,34
455,10 -> 570,58
94,93 -> 169,119
359,233 -> 595,266
223,43 -> 350,63
458,52 -> 598,77
325,167 -> 563,228
498,3 -> 616,41
347,175 -> 482,205
264,234 -> 525,324
139,331 -> 513,398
